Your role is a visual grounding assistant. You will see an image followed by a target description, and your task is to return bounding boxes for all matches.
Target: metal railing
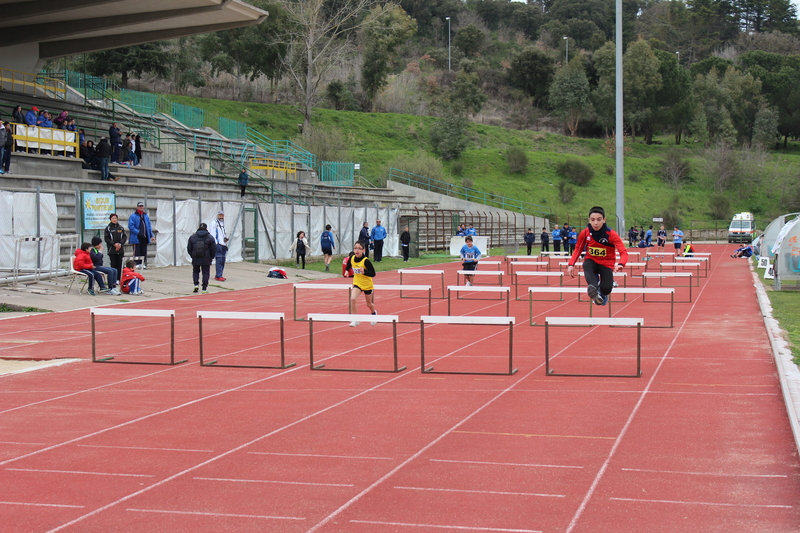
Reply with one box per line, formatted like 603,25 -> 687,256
0,68 -> 66,99
389,168 -> 551,217
318,161 -> 354,186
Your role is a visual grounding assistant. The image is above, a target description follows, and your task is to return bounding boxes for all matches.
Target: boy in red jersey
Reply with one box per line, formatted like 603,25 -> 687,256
566,206 -> 628,306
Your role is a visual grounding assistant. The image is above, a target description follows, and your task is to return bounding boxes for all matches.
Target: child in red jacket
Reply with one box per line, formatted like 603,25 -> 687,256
74,243 -> 107,296
566,206 -> 628,306
120,260 -> 145,295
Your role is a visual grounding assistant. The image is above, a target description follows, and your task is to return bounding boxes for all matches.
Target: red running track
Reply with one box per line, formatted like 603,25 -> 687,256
0,245 -> 798,533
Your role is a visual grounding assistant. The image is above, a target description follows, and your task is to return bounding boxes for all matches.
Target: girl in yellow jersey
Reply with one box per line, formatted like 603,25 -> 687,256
345,240 -> 377,327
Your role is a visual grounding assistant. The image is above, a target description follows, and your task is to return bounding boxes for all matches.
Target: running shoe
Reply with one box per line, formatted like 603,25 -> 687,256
371,310 -> 378,326
465,280 -> 471,286
587,284 -> 605,305
87,288 -> 95,296
600,293 -> 609,306
193,286 -> 199,293
202,290 -> 208,294
349,321 -> 360,327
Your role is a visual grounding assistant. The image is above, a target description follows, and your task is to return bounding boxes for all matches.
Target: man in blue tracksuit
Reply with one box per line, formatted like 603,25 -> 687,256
370,219 -> 387,262
552,224 -> 562,252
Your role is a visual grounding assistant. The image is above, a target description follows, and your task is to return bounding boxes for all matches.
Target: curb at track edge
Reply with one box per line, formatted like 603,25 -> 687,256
751,265 -> 800,456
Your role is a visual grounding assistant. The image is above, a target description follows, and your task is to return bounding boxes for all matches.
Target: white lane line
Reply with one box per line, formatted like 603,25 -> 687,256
0,501 -> 84,508
126,508 -> 305,520
0,441 -> 46,446
431,458 -> 583,469
350,520 -> 541,532
6,468 -> 153,478
78,444 -> 214,453
609,497 -> 793,509
248,452 -> 394,460
394,486 -> 564,498
621,467 -> 787,478
194,477 -> 354,488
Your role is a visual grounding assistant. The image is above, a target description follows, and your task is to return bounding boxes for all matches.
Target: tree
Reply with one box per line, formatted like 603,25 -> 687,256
282,0 -> 379,133
549,57 -> 591,136
430,104 -> 469,160
508,46 -> 555,103
453,24 -> 485,57
652,48 -> 692,144
623,39 -> 663,143
85,43 -> 171,88
361,3 -> 417,111
449,70 -> 487,116
170,37 -> 206,95
590,41 -> 616,134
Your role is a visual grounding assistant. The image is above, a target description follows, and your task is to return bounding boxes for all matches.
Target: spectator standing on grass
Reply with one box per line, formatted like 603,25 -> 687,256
188,223 -> 216,294
645,225 -> 653,247
320,224 -> 336,271
238,167 -> 248,197
568,226 -> 578,255
657,225 -> 667,251
552,224 -> 562,252
359,222 -> 371,258
540,227 -> 550,253
121,260 -> 145,295
370,219 -> 387,262
567,206 -> 628,307
211,211 -> 228,281
460,235 -> 482,286
128,202 -> 155,267
524,228 -> 536,255
104,213 -> 127,280
289,231 -> 311,269
672,225 -> 684,251
346,240 -> 377,327
400,225 -> 411,262
90,237 -> 120,294
74,242 -> 108,296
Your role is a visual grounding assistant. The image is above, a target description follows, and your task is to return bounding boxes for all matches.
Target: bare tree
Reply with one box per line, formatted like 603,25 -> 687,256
282,0 -> 379,134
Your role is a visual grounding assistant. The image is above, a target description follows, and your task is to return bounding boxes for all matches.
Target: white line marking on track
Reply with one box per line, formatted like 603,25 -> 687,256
6,468 -> 154,478
0,441 -> 46,446
609,497 -> 793,509
394,486 -> 565,498
0,501 -> 84,508
430,458 -> 583,469
77,444 -> 214,453
126,508 -> 305,520
620,467 -> 787,478
194,477 -> 354,487
349,520 -> 541,532
249,452 -> 394,460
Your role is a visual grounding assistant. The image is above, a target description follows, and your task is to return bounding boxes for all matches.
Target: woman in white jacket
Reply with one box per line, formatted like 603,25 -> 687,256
289,231 -> 311,269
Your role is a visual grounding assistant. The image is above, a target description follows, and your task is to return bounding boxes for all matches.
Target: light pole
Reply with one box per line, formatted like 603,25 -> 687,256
563,36 -> 568,64
446,17 -> 451,72
676,51 -> 680,63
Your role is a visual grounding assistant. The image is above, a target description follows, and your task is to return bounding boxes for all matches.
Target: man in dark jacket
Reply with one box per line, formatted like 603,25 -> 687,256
524,228 -> 536,255
104,213 -> 127,279
4,122 -> 13,173
187,223 -> 217,294
109,122 -> 121,163
96,137 -> 112,181
400,225 -> 411,262
358,222 -> 370,258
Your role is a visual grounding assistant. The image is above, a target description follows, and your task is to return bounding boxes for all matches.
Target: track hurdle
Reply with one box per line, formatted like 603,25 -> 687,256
642,272 -> 694,302
509,261 -> 549,277
513,271 -> 564,300
686,252 -> 712,269
447,286 -> 511,316
90,308 -> 186,365
420,315 -> 517,375
477,260 -> 503,271
197,311 -> 295,369
375,284 -> 433,319
456,270 -> 504,286
675,255 -> 710,276
660,262 -> 702,282
605,288 -> 676,328
293,283 -> 351,320
308,313 -> 405,373
544,317 -> 643,378
399,269 -> 446,299
527,287 -> 596,325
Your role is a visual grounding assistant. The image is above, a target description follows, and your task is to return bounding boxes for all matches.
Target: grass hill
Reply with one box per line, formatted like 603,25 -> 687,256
168,94 -> 800,228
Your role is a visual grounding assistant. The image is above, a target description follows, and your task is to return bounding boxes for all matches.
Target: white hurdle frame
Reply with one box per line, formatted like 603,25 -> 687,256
642,272 -> 694,302
399,269 -> 446,299
91,307 -> 185,365
293,283 -> 351,320
197,311 -> 294,369
420,315 -> 517,376
660,261 -> 702,280
308,313 -> 405,373
456,269 -> 504,286
545,316 -> 643,378
447,285 -> 511,316
675,256 -> 710,275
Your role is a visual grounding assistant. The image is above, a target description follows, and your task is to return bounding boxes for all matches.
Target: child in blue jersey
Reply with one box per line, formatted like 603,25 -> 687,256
656,225 -> 667,251
672,226 -> 684,250
460,236 -> 482,286
567,226 -> 577,254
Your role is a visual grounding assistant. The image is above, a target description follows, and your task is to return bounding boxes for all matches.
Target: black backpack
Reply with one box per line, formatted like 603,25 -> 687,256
193,237 -> 208,259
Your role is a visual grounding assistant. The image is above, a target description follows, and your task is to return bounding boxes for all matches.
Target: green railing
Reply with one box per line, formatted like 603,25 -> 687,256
319,161 -> 354,186
246,127 -> 316,169
171,102 -> 204,129
388,168 -> 551,217
219,117 -> 247,139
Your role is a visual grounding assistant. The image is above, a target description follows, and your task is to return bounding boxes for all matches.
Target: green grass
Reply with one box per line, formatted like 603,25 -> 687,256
0,304 -> 51,313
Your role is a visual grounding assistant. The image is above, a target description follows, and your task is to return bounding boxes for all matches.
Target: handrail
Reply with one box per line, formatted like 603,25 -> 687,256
1,68 -> 66,99
388,168 -> 550,216
246,127 -> 316,169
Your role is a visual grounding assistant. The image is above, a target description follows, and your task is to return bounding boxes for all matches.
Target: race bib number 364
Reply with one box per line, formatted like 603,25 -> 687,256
588,246 -> 607,257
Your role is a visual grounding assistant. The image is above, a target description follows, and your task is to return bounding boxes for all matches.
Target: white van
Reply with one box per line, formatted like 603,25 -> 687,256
728,212 -> 756,243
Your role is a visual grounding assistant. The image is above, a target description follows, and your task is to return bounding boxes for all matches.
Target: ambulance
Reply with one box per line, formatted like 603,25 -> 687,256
728,212 -> 756,243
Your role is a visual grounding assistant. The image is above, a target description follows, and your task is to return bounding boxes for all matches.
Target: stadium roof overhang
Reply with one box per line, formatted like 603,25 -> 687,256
0,0 -> 268,73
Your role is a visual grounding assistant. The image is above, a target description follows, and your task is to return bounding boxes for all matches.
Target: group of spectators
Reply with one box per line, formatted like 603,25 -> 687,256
13,105 -> 79,157
79,123 -> 144,181
455,223 -> 477,237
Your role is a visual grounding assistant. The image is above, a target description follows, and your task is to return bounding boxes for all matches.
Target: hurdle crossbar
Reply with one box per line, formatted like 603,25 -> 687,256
374,284 -> 433,317
642,272 -> 694,302
308,313 -> 405,373
197,311 -> 294,369
456,270 -> 504,286
545,316 -> 643,378
606,288 -> 675,328
660,262 -> 702,281
447,285 -> 510,316
675,256 -> 710,275
477,261 -> 503,271
514,271 -> 565,299
293,283 -> 351,320
526,287 -> 599,325
91,308 -> 185,365
399,269 -> 446,299
509,261 -> 549,276
420,315 -> 516,376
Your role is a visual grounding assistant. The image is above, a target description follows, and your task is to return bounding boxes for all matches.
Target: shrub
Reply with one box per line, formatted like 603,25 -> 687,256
605,165 -> 614,176
506,146 -> 529,173
294,126 -> 351,163
659,148 -> 691,188
556,158 -> 595,186
557,180 -> 576,203
386,150 -> 446,183
662,193 -> 682,229
628,172 -> 642,183
430,108 -> 468,160
709,192 -> 731,220
451,161 -> 464,176
462,178 -> 474,189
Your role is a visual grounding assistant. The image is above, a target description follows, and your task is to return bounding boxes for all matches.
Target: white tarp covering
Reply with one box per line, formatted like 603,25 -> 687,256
15,125 -> 76,152
309,206 -> 326,257
257,203 -> 276,260
276,204 -> 294,259
0,191 -> 58,270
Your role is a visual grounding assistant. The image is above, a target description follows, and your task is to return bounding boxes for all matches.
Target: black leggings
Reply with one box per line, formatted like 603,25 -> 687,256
583,258 -> 615,296
296,253 -> 305,268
